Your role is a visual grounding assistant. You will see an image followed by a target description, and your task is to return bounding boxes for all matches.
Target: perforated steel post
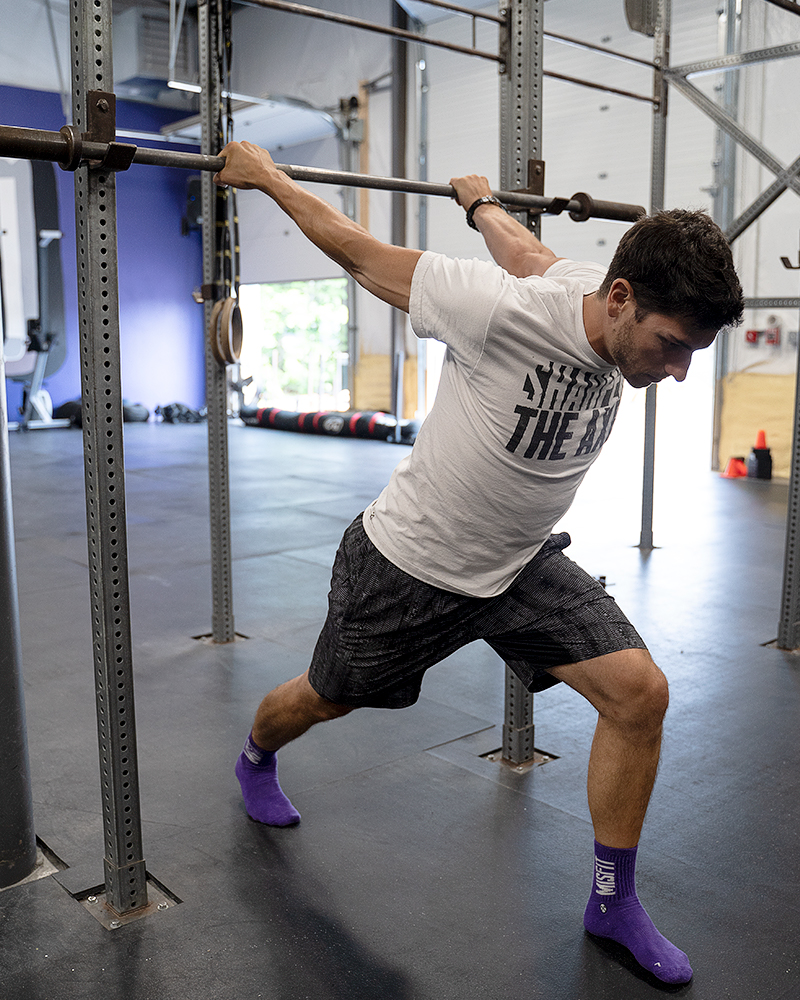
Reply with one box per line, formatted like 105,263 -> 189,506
70,0 -> 147,913
499,0 -> 543,764
502,669 -> 535,764
777,293 -> 800,649
390,2 -> 408,425
199,0 -> 236,643
639,0 -> 671,551
500,0 -> 543,239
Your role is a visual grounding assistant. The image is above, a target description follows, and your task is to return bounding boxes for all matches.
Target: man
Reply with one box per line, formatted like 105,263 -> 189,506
214,142 -> 743,985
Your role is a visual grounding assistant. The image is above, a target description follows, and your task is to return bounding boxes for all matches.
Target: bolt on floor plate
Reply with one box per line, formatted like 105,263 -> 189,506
79,874 -> 180,930
480,747 -> 559,772
192,632 -> 250,643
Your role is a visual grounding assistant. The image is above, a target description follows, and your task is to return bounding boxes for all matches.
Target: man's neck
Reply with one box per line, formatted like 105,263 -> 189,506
583,292 -> 613,363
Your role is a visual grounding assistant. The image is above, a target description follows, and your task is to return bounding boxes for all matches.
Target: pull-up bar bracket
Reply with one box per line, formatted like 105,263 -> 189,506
58,91 -> 136,172
518,160 -> 605,224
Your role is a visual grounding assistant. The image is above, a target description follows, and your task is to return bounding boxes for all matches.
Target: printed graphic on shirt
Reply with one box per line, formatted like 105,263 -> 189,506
505,361 -> 621,462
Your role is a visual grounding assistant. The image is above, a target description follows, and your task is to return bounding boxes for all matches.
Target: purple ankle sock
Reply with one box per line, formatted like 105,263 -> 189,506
583,840 -> 692,984
234,733 -> 300,826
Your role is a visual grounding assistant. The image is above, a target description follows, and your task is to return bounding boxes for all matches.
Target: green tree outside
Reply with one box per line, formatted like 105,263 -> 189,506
238,278 -> 349,411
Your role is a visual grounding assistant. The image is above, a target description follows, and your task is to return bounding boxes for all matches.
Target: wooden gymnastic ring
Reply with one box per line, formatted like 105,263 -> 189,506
208,299 -> 226,364
230,303 -> 243,361
218,297 -> 243,364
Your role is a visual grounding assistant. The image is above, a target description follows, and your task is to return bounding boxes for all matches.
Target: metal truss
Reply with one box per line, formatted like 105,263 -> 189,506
671,39 -> 800,76
665,40 -> 800,245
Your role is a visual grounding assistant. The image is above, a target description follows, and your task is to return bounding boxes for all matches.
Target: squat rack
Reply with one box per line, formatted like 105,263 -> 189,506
5,0 -> 797,915
0,0 -> 648,910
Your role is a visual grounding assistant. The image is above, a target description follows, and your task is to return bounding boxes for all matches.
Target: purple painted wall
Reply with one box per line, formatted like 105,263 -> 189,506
2,85 -> 205,419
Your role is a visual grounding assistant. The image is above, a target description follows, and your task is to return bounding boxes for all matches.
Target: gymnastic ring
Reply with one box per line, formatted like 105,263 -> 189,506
568,192 -> 595,223
218,297 -> 243,364
208,299 -> 226,365
229,303 -> 243,362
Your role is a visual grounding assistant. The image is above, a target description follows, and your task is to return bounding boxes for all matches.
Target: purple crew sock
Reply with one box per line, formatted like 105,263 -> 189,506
583,840 -> 692,984
234,732 -> 300,826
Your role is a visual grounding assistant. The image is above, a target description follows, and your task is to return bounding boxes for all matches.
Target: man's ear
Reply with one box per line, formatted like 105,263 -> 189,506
606,278 -> 634,318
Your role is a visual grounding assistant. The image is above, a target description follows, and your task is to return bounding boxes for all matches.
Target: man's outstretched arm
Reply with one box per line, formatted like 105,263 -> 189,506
449,174 -> 562,278
215,141 -> 423,312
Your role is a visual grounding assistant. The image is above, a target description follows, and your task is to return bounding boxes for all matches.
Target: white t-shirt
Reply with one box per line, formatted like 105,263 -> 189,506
362,252 -> 622,598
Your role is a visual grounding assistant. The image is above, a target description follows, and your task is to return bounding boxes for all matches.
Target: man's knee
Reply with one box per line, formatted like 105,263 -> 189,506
604,650 -> 669,731
553,648 -> 668,730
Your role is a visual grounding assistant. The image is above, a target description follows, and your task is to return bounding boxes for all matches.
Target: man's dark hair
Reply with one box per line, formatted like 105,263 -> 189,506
597,208 -> 744,332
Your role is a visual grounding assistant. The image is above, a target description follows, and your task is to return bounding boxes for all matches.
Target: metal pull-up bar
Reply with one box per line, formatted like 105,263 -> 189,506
276,163 -> 647,223
0,123 -> 646,224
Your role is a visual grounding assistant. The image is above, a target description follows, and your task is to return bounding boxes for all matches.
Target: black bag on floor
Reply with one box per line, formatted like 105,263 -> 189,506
155,403 -> 206,424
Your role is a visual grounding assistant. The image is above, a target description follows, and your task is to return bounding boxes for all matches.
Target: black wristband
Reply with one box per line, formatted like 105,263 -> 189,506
465,195 -> 506,230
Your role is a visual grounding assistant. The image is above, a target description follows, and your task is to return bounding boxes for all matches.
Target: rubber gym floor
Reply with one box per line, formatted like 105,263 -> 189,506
1,420 -> 796,1000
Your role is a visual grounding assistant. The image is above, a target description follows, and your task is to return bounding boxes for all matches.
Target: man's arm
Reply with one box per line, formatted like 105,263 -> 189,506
449,174 -> 562,278
215,141 -> 422,312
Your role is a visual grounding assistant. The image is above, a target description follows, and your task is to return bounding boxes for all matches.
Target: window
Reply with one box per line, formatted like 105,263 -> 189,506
237,278 -> 349,412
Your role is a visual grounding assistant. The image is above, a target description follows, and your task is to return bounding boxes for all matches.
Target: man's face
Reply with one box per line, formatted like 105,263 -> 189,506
607,309 -> 717,389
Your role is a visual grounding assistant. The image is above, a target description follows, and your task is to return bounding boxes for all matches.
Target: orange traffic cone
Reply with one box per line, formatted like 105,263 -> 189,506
721,456 -> 748,478
747,430 -> 772,479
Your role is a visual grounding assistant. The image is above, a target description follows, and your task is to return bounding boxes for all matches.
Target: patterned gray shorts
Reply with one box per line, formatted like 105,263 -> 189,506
308,515 -> 646,709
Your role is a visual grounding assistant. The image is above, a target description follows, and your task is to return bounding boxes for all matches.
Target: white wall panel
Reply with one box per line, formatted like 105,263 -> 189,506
237,137 -> 345,285
0,0 -> 69,94
231,0 -> 392,113
0,159 -> 38,363
412,13 -> 500,261
418,0 -> 722,268
356,85 -> 394,357
232,1 -> 396,355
